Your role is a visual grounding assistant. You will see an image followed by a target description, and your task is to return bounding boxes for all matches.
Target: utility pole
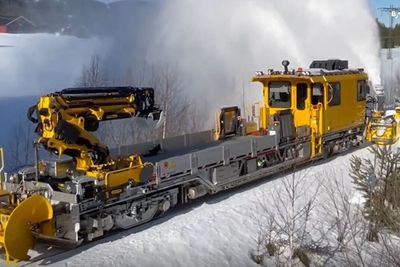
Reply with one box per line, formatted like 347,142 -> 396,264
378,5 -> 400,104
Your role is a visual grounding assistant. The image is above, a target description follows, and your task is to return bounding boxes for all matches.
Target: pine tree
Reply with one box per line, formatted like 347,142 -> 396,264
350,146 -> 400,240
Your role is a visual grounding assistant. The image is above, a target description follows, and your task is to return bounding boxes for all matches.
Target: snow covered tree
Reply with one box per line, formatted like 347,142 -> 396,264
76,54 -> 107,87
75,56 -> 204,154
8,117 -> 34,170
75,54 -> 117,147
152,65 -> 202,138
350,145 -> 400,240
123,63 -> 204,139
251,169 -> 321,267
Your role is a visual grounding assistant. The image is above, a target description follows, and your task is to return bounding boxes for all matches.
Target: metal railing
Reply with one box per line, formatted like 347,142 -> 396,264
0,148 -> 4,190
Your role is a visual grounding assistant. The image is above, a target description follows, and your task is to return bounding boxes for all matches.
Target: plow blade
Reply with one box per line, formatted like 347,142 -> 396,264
0,195 -> 53,263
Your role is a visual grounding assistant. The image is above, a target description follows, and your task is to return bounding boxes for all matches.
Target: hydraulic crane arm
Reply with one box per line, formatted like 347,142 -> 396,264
27,87 -> 161,171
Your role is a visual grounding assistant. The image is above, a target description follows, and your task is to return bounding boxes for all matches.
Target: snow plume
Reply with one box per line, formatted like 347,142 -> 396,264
86,0 -> 374,118
0,1 -> 380,103
0,33 -> 109,97
139,0 -> 381,109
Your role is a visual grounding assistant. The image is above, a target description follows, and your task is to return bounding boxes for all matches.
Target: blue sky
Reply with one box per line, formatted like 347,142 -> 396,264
369,0 -> 400,26
98,0 -> 397,26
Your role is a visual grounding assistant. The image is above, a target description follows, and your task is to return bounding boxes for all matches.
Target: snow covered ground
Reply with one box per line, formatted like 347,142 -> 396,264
8,145 -> 373,267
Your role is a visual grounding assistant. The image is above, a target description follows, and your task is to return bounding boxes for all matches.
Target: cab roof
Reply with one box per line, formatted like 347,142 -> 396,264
252,68 -> 368,84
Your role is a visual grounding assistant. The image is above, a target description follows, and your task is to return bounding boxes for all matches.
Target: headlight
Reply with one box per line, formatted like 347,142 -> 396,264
376,127 -> 386,137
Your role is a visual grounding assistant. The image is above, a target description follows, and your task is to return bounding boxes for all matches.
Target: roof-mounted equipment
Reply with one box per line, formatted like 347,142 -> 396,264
309,59 -> 348,70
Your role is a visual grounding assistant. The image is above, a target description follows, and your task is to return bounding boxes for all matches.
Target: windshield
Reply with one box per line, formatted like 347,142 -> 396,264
268,82 -> 291,108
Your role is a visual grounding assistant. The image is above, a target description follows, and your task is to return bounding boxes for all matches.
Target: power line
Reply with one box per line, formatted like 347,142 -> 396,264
379,5 -> 400,28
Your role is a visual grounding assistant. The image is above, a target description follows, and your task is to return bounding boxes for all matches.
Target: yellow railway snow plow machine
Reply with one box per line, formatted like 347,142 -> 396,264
0,60 -> 391,264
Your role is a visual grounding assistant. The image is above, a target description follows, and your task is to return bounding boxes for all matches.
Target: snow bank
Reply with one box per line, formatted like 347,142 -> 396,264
0,33 -> 110,97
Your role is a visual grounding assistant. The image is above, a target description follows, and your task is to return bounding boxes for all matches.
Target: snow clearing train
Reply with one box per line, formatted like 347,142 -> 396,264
0,59 -> 396,263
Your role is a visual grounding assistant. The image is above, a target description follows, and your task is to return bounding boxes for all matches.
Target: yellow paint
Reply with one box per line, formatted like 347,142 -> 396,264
105,166 -> 143,189
35,93 -> 139,173
366,111 -> 399,145
259,106 -> 268,130
82,155 -> 146,190
244,121 -> 258,134
31,91 -> 152,193
253,71 -> 368,158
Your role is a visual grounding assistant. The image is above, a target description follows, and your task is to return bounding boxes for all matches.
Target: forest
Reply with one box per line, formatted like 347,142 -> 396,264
377,19 -> 400,48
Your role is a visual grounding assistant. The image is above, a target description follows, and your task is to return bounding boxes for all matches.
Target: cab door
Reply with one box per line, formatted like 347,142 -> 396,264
294,83 -> 311,128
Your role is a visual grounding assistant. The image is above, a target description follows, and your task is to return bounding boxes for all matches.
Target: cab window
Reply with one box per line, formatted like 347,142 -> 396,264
268,82 -> 291,108
328,82 -> 341,106
296,83 -> 308,110
357,80 -> 367,101
311,83 -> 324,106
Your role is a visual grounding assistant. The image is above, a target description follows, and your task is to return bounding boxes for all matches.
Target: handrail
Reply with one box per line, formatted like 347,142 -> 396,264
0,147 -> 4,189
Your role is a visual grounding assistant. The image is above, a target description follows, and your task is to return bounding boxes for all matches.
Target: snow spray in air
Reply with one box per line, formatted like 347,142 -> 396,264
139,0 -> 381,112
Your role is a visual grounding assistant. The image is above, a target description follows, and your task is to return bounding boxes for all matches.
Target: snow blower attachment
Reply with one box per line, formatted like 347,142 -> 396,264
366,108 -> 400,145
0,195 -> 53,263
365,85 -> 400,146
0,148 -> 54,263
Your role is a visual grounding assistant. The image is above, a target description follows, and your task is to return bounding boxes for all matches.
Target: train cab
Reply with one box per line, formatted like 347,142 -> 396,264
252,60 -> 369,158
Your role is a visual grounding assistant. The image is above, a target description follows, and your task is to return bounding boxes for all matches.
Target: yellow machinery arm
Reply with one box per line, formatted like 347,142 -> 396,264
0,87 -> 163,263
27,87 -> 161,172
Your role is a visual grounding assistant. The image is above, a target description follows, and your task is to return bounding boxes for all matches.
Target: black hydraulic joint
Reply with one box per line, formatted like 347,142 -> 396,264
27,105 -> 39,123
